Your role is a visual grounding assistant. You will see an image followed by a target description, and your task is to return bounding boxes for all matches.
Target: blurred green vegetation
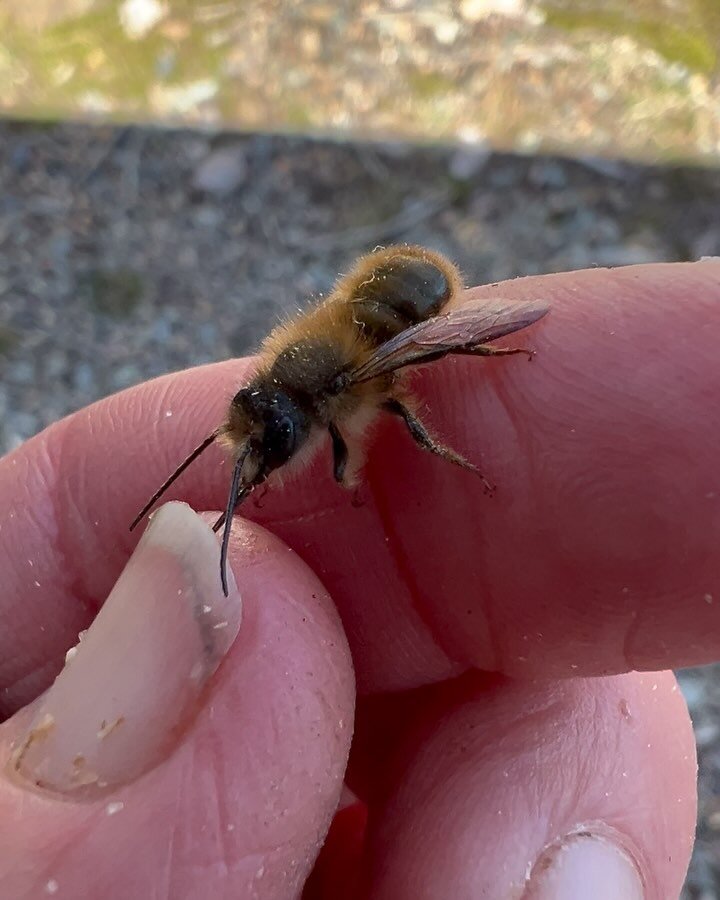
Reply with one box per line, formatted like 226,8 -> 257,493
542,0 -> 720,73
0,1 -> 718,163
0,1 -> 223,120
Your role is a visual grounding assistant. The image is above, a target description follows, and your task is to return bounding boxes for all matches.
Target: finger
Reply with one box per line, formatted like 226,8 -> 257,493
2,261 -> 719,704
0,359 -> 247,714
381,258 -> 720,681
361,671 -> 695,900
264,259 -> 720,684
0,504 -> 354,899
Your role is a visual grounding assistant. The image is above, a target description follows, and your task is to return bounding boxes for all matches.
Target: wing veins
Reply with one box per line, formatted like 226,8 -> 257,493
350,298 -> 549,383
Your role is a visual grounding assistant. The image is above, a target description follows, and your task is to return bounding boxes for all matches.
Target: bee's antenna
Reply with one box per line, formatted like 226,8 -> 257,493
217,443 -> 254,597
129,429 -> 221,531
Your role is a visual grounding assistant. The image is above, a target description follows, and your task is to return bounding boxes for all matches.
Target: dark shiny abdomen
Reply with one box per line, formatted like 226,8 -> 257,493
350,256 -> 452,343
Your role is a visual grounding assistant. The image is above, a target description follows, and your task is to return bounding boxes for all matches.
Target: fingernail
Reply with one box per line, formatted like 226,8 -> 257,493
8,501 -> 241,795
525,831 -> 644,900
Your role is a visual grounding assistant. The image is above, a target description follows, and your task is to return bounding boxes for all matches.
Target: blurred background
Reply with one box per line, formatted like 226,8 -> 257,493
1,1 -> 720,896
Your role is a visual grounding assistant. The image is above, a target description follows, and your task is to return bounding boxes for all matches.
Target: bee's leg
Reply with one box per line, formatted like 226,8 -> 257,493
329,422 -> 349,484
252,483 -> 270,508
212,481 -> 254,532
212,511 -> 226,533
457,345 -> 534,362
383,398 -> 494,494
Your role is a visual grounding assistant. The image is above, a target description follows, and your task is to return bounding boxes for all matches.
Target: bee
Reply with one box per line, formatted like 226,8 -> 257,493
130,245 -> 548,595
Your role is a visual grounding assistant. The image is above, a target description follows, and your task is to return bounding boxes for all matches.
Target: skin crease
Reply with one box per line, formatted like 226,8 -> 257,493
0,261 -> 714,897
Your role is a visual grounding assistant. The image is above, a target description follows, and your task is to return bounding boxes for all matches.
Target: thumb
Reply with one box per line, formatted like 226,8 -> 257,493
0,503 -> 354,899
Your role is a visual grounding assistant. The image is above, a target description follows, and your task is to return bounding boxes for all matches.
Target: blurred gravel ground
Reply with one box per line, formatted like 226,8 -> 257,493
1,121 -> 720,897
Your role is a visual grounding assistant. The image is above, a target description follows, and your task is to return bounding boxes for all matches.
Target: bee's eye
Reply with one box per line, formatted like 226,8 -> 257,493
263,413 -> 298,469
276,416 -> 296,455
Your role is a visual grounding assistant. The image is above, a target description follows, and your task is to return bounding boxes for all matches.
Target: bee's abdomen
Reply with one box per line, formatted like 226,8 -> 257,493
350,256 -> 453,343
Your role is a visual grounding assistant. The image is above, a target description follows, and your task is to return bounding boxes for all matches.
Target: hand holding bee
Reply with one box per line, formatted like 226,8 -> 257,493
0,261 -> 718,898
130,246 -> 549,595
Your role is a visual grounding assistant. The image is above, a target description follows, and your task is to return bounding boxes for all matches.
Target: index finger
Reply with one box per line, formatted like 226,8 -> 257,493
1,260 -> 719,708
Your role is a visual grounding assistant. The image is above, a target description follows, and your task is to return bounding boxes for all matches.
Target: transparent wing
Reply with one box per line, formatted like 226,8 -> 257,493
349,297 -> 549,383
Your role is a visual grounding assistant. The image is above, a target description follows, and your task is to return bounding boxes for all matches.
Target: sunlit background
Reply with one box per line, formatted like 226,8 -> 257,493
1,2 -> 720,896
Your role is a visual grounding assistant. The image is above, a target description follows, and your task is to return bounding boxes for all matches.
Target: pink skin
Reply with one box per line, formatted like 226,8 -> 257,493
0,260 -> 716,897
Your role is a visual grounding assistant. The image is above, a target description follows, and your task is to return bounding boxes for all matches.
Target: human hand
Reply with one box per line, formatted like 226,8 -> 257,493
1,260 -> 717,899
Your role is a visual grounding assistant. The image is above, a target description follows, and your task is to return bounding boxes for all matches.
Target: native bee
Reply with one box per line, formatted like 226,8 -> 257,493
130,245 -> 548,594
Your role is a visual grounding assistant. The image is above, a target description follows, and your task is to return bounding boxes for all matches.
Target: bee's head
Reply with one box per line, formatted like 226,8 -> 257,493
226,386 -> 311,479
